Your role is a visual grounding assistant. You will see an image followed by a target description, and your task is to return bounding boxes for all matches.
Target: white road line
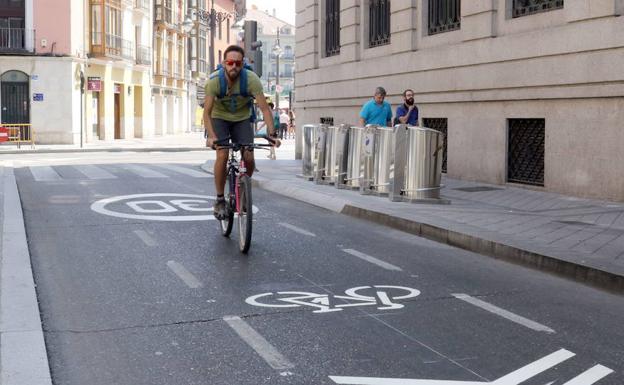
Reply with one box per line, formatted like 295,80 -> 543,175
122,165 -> 168,178
492,349 -> 574,384
223,316 -> 295,370
155,164 -> 210,178
29,166 -> 62,181
342,249 -> 402,271
166,261 -> 203,289
278,222 -> 316,237
330,377 -> 483,384
133,230 -> 157,246
452,294 -> 555,334
73,164 -> 116,179
562,365 -> 614,385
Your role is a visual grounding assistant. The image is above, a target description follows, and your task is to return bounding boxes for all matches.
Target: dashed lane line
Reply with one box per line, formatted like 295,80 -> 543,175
278,222 -> 316,237
452,293 -> 555,334
342,248 -> 402,271
133,230 -> 157,247
166,261 -> 203,289
223,315 -> 295,370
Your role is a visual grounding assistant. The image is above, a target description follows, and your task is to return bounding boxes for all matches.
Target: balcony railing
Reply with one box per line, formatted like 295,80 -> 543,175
0,28 -> 35,53
136,44 -> 151,65
91,32 -> 134,61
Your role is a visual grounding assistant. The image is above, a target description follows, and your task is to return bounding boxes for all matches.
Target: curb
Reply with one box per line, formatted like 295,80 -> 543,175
341,205 -> 624,294
199,161 -> 624,294
0,146 -> 207,155
1,166 -> 53,385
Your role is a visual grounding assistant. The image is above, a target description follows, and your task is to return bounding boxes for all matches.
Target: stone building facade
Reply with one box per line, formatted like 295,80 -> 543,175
295,0 -> 624,201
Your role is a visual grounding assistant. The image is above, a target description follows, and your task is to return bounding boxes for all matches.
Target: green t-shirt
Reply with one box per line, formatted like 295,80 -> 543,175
205,69 -> 263,122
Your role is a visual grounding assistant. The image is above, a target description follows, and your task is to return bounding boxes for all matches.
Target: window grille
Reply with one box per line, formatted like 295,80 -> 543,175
512,0 -> 563,18
325,0 -> 340,56
423,118 -> 448,173
507,119 -> 545,186
428,0 -> 461,35
369,0 -> 390,47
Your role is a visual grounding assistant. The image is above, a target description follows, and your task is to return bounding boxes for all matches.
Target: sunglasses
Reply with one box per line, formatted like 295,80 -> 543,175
225,60 -> 243,67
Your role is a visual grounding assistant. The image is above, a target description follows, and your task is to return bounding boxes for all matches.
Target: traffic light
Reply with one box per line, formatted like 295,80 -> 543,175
243,20 -> 263,77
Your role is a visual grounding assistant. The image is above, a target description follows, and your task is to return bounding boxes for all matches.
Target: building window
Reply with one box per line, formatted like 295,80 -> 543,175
369,0 -> 390,47
199,29 -> 207,74
428,0 -> 460,35
507,119 -> 545,186
325,0 -> 340,57
423,118 -> 448,173
227,18 -> 230,43
218,19 -> 222,39
512,0 -> 563,18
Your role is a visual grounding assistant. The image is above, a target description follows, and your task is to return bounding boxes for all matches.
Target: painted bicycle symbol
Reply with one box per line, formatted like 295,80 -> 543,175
245,285 -> 421,314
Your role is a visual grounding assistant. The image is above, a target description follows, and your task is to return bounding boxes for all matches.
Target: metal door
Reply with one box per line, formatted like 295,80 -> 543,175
1,79 -> 29,124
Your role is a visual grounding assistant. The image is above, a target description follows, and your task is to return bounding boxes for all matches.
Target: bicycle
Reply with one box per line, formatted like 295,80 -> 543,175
214,136 -> 277,253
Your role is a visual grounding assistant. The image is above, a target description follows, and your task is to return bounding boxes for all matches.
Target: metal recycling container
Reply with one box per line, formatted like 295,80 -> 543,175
403,126 -> 444,199
313,124 -> 329,183
321,125 -> 338,184
302,124 -> 318,179
369,126 -> 396,195
333,124 -> 351,187
344,126 -> 364,188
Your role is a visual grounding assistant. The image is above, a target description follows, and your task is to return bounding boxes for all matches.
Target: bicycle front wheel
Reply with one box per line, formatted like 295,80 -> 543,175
219,177 -> 234,237
238,175 -> 253,253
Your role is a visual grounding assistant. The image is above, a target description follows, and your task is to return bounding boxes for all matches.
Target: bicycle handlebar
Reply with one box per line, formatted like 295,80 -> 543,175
212,135 -> 279,151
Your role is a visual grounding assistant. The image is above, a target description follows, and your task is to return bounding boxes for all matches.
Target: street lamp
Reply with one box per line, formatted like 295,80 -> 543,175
192,0 -> 234,72
272,28 -> 282,110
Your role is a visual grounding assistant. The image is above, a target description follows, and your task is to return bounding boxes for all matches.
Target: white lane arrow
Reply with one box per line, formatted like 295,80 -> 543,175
329,349 -> 613,385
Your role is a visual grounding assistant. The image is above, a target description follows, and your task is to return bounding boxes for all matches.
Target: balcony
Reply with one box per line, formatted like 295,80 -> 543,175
159,58 -> 170,76
155,0 -> 174,26
134,0 -> 149,10
90,32 -> 134,61
173,60 -> 181,78
0,28 -> 35,54
136,44 -> 151,65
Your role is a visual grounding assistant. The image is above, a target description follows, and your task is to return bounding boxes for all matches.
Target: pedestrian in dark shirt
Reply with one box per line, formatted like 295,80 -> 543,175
395,89 -> 419,126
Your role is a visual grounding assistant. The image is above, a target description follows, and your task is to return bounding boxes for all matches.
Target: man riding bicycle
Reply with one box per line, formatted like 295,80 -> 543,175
204,45 -> 280,219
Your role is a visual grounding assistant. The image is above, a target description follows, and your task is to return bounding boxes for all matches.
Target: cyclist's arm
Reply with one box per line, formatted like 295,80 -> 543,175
255,93 -> 275,137
203,95 -> 216,146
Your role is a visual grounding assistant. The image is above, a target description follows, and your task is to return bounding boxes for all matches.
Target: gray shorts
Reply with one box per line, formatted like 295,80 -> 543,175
212,118 -> 254,145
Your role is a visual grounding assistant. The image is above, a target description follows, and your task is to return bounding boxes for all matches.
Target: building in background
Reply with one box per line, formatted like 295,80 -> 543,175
86,0 -> 154,141
186,0 -> 240,131
245,5 -> 295,108
152,0 -> 190,136
296,0 -> 624,201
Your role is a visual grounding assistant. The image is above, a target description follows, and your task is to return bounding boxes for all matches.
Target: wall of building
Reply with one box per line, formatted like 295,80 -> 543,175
34,0 -> 72,55
295,0 -> 624,201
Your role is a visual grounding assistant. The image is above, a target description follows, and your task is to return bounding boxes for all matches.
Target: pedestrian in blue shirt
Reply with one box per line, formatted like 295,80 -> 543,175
359,86 -> 393,127
395,89 -> 418,126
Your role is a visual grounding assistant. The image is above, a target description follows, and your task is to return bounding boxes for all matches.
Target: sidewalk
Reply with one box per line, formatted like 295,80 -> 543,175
0,131 -> 208,154
202,159 -> 624,293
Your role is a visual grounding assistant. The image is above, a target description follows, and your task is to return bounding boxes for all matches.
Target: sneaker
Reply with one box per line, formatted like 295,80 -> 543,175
213,199 -> 227,220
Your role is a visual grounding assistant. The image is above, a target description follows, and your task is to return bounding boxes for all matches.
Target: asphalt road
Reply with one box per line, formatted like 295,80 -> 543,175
13,157 -> 624,385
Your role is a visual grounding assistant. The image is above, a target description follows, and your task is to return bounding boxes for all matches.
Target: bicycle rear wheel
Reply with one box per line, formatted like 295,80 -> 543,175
238,175 -> 253,253
219,177 -> 234,237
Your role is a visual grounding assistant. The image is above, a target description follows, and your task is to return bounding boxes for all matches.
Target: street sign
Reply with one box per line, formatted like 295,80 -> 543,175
33,93 -> 44,101
329,349 -> 614,384
87,77 -> 101,91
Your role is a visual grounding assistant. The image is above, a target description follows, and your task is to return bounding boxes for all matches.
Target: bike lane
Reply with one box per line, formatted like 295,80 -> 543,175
13,165 -> 624,385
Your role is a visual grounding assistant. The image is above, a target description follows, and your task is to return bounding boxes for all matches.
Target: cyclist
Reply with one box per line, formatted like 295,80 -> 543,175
204,45 -> 280,219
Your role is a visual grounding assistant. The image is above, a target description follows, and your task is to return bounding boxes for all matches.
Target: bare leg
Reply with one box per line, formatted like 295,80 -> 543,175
214,149 -> 228,195
243,149 -> 255,177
